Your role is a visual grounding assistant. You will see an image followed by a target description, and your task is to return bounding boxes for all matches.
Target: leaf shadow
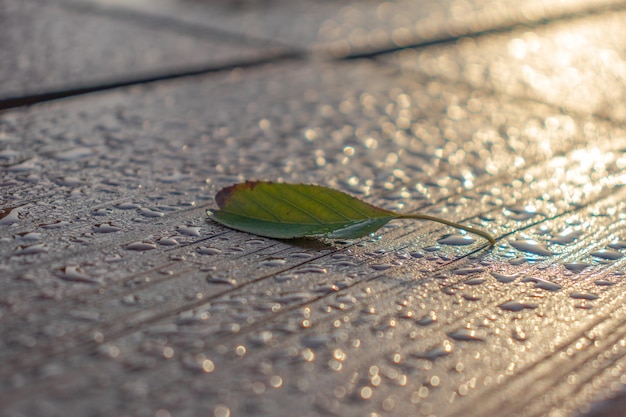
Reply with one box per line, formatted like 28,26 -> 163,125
280,237 -> 335,250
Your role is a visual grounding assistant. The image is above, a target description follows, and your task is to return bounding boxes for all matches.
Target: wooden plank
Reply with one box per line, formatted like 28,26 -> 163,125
383,9 -> 626,122
0,0 -> 286,101
1,9 -> 625,417
51,0 -> 626,56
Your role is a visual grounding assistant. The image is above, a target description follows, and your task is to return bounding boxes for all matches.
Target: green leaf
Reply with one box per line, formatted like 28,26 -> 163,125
207,181 -> 495,245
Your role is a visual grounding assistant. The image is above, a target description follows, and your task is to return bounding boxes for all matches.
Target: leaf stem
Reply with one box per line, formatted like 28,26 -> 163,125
398,213 -> 495,246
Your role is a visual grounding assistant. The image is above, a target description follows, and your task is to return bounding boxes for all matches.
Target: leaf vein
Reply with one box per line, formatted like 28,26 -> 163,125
234,196 -> 283,222
260,186 -> 326,223
288,186 -> 354,221
330,195 -> 372,218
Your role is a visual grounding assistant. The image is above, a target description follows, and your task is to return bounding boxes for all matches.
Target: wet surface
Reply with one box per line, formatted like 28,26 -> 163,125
54,0 -> 625,56
0,0 -> 286,100
1,1 -> 626,417
383,9 -> 626,121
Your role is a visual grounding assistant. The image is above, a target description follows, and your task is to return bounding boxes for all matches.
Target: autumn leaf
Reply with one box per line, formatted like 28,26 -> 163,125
207,181 -> 495,245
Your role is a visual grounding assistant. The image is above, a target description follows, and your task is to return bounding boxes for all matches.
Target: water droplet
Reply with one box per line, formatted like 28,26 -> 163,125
5,158 -> 38,172
448,328 -> 484,342
255,302 -> 282,312
57,265 -> 99,284
181,353 -> 214,372
104,254 -> 123,263
272,274 -> 292,283
608,241 -> 626,250
412,341 -> 453,360
121,294 -> 138,305
52,147 -> 94,161
157,237 -> 179,246
332,260 -> 357,268
69,309 -> 101,321
563,263 -> 590,273
570,292 -> 599,300
259,258 -> 287,267
437,234 -> 476,246
16,232 -> 42,242
464,277 -> 486,285
250,330 -> 273,345
0,206 -> 23,225
551,230 -> 583,245
197,247 -> 221,255
213,405 -> 231,417
590,249 -> 623,260
177,226 -> 201,237
521,276 -> 562,291
336,295 -> 357,306
155,204 -> 178,212
125,241 -> 157,251
371,263 -> 393,271
510,240 -> 553,256
177,311 -> 210,325
294,266 -> 327,274
39,220 -> 70,229
382,188 -> 411,201
454,267 -> 484,276
301,334 -> 329,348
14,243 -> 48,255
55,176 -> 85,187
499,301 -> 538,312
505,204 -> 540,221
416,312 -> 437,326
491,272 -> 518,283
289,251 -> 313,259
398,310 -> 415,319
206,276 -> 236,286
93,223 -> 121,233
115,202 -> 140,210
274,292 -> 313,304
463,294 -> 481,301
92,208 -> 112,216
138,207 -> 164,218
512,326 -> 528,341
441,284 -> 456,296
0,149 -> 20,164
315,284 -> 339,294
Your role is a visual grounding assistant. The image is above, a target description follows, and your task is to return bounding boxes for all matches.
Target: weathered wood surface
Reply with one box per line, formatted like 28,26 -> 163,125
0,0 -> 288,102
1,1 -> 625,416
